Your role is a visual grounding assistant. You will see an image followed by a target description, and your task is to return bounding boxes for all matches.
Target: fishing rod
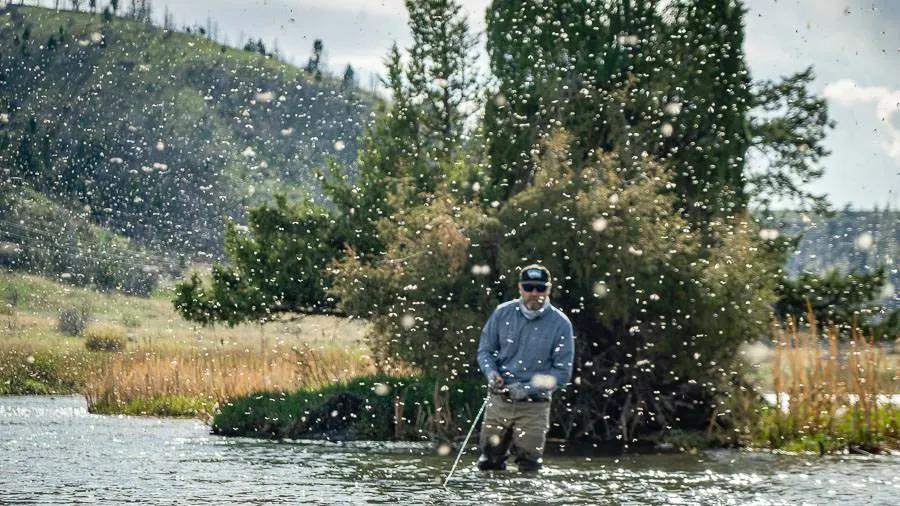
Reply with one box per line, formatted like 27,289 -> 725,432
442,395 -> 489,488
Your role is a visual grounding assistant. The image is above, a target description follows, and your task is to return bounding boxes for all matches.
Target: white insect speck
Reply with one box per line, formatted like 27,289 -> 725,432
759,228 -> 779,241
255,91 -> 275,103
649,293 -> 660,301
334,140 -> 346,151
241,147 -> 257,158
109,157 -> 123,164
280,128 -> 294,136
592,217 -> 608,232
330,410 -> 339,418
400,314 -> 415,330
490,201 -> 500,208
472,182 -> 481,192
155,141 -> 165,151
0,113 -> 9,124
854,232 -> 874,250
437,444 -> 452,456
373,383 -> 391,396
26,355 -> 35,364
628,246 -> 643,256
531,374 -> 557,390
660,123 -> 674,137
617,34 -> 639,46
593,281 -> 608,298
879,282 -> 894,299
664,102 -> 682,115
471,264 -> 491,276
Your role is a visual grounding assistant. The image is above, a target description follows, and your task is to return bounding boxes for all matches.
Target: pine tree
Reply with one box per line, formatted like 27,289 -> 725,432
341,64 -> 355,90
483,0 -> 830,220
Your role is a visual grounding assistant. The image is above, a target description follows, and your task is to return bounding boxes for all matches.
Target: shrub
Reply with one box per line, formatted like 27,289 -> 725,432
121,313 -> 141,328
85,325 -> 127,352
58,304 -> 90,336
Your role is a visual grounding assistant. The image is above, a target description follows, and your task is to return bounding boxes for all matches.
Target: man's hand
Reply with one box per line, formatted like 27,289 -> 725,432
506,382 -> 529,401
487,371 -> 505,393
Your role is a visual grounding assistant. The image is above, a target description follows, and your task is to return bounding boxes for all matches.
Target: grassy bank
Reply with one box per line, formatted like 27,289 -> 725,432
1,271 -> 373,416
212,375 -> 486,441
749,314 -> 899,453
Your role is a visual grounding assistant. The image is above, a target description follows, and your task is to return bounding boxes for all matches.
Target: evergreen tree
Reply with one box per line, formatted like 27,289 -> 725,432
305,39 -> 324,81
175,0 -> 479,325
483,0 -> 830,221
341,63 -> 355,90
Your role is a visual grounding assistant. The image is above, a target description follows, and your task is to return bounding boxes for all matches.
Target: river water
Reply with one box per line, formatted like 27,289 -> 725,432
1,396 -> 897,505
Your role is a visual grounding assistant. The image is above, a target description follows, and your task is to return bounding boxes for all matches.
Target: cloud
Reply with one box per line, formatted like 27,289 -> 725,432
824,79 -> 900,163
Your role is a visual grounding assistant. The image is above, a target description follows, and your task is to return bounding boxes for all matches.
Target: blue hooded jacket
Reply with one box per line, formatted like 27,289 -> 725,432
476,299 -> 575,398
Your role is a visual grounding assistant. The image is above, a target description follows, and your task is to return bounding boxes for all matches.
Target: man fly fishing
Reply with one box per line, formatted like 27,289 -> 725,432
475,264 -> 575,472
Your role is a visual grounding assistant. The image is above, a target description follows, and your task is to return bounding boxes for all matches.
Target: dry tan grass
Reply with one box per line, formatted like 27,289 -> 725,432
769,302 -> 897,447
83,342 -> 377,412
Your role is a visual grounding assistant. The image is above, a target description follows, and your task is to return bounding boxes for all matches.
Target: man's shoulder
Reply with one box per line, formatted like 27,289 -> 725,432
493,299 -> 520,315
546,304 -> 572,327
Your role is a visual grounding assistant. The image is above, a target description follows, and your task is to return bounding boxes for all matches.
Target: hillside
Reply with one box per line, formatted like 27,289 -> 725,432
776,209 -> 899,309
0,5 -> 374,255
0,179 -> 168,294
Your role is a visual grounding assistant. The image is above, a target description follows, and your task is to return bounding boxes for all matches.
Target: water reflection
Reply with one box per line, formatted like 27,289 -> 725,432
1,396 -> 897,505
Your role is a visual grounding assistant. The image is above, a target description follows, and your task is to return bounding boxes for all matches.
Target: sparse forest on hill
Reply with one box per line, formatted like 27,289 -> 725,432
0,4 -> 373,258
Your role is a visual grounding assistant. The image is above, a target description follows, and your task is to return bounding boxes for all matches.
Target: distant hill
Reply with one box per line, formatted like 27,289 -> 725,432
776,209 -> 899,309
0,5 -> 374,256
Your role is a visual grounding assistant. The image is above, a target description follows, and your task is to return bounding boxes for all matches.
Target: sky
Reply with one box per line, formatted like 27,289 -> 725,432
34,0 -> 900,209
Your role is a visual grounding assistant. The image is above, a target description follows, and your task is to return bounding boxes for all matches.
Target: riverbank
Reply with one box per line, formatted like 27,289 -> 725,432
1,271 -> 372,416
211,375 -> 485,441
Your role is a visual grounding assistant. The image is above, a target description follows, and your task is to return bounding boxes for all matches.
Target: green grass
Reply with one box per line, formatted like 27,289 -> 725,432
213,375 -> 486,441
88,395 -> 217,418
753,404 -> 900,454
0,346 -> 94,395
1,270 -> 368,351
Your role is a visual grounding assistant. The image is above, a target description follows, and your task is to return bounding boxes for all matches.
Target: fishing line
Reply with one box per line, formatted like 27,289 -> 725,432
442,394 -> 489,488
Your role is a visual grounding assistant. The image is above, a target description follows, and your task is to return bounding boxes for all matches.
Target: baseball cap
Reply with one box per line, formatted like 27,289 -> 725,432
518,264 -> 551,284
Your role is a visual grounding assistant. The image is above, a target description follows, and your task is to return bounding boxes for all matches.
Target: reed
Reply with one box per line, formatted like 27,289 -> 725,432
765,303 -> 898,452
84,342 -> 375,417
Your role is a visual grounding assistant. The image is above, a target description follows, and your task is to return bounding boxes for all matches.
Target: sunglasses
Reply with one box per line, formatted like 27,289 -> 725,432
520,283 -> 548,293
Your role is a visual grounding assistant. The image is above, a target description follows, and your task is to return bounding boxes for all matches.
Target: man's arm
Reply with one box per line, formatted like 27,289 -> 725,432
476,308 -> 501,381
529,319 -> 575,394
549,319 -> 575,388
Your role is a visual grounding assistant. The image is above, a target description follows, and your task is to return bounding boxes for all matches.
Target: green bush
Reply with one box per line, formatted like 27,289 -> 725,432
212,375 -> 486,441
84,326 -> 127,352
57,305 -> 90,336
